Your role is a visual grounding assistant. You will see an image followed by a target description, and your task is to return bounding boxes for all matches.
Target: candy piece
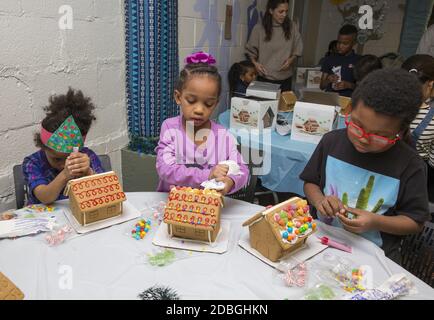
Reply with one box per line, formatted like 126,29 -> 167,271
287,227 -> 293,233
282,231 -> 289,239
287,221 -> 293,227
295,229 -> 300,235
312,223 -> 317,230
279,220 -> 286,227
295,222 -> 301,228
274,214 -> 281,222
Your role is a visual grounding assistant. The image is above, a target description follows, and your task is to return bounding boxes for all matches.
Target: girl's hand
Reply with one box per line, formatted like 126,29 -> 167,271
216,176 -> 235,196
337,207 -> 378,234
253,61 -> 268,76
66,152 -> 92,177
315,195 -> 346,218
209,164 -> 229,180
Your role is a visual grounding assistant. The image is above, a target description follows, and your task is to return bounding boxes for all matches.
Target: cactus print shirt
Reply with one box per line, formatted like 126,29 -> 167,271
300,129 -> 430,263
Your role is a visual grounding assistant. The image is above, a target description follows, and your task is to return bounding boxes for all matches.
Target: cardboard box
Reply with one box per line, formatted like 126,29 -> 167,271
290,102 -> 336,144
306,69 -> 323,89
296,67 -> 320,85
64,171 -> 126,226
230,96 -> 278,131
246,81 -> 281,100
242,197 -> 316,262
278,91 -> 297,112
163,187 -> 224,243
339,96 -> 352,115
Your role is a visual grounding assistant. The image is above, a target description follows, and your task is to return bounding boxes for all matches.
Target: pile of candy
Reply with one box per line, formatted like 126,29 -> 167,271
131,219 -> 151,240
338,268 -> 366,293
148,249 -> 176,266
273,200 -> 316,242
28,204 -> 56,213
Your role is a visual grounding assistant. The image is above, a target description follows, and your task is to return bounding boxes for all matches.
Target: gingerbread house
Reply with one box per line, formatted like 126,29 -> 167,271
242,197 -> 317,262
64,171 -> 126,226
163,186 -> 224,243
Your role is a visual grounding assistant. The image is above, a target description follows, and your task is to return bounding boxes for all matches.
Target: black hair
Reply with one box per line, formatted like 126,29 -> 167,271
175,63 -> 222,97
354,54 -> 382,82
402,54 -> 434,84
228,60 -> 256,97
327,40 -> 338,55
339,24 -> 358,40
263,0 -> 291,42
352,68 -> 423,130
34,87 -> 96,148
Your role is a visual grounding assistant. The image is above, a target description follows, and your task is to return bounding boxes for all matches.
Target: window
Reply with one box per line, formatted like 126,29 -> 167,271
175,226 -> 186,234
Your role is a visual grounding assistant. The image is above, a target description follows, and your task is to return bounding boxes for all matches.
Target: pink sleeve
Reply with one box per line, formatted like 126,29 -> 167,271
224,132 -> 250,195
155,121 -> 211,188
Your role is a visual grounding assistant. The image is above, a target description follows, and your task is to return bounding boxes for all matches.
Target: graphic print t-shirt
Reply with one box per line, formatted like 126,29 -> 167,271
300,129 -> 429,260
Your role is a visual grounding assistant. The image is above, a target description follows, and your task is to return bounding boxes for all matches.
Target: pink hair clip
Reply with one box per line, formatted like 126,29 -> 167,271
185,51 -> 216,65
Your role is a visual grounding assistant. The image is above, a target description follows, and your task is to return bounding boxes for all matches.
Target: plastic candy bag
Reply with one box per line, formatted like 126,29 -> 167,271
45,224 -> 73,246
303,283 -> 337,300
274,258 -> 308,288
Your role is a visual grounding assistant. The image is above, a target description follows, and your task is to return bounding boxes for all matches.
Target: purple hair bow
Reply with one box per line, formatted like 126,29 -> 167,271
185,51 -> 217,65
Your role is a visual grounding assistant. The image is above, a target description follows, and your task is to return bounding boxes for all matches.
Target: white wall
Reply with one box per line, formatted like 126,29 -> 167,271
315,0 -> 406,64
0,0 -> 128,210
178,0 -> 267,115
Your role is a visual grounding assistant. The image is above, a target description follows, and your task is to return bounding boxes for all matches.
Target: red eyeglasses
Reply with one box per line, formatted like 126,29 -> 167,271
345,115 -> 400,147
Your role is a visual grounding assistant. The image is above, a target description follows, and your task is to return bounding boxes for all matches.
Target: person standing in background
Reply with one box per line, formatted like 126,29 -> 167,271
245,0 -> 303,91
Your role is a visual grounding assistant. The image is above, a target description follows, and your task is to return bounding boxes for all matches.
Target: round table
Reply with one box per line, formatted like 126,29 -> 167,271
0,193 -> 433,300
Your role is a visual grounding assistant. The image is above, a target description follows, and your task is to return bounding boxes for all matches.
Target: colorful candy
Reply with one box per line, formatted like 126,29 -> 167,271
282,231 -> 289,239
131,219 -> 152,240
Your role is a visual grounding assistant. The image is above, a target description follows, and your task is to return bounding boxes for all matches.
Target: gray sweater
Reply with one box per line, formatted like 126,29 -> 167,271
245,22 -> 303,81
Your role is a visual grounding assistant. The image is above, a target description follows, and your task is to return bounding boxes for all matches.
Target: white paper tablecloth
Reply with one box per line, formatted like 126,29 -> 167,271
0,192 -> 433,300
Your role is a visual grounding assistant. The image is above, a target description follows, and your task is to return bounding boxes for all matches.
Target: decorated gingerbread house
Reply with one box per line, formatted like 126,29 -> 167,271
64,171 -> 126,226
163,186 -> 224,243
242,197 -> 317,262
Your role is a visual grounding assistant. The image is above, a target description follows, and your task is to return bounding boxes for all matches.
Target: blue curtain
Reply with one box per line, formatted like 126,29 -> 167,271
399,0 -> 434,58
124,0 -> 179,154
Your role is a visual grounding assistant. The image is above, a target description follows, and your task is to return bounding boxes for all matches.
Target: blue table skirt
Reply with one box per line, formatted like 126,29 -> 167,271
218,110 -> 346,195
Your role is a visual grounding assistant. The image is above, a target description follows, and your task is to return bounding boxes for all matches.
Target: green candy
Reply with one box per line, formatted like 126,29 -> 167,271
148,249 -> 176,266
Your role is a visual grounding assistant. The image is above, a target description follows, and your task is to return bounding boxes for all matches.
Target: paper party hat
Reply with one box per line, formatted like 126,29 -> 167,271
43,116 -> 84,153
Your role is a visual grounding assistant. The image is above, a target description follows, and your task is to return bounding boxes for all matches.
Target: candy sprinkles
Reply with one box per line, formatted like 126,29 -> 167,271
274,199 -> 317,244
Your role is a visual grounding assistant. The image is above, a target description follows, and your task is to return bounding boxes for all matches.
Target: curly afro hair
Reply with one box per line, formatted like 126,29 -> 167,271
34,87 -> 96,148
351,68 -> 423,130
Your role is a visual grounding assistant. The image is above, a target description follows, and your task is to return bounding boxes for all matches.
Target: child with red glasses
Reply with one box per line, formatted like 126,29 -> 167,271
300,68 -> 430,263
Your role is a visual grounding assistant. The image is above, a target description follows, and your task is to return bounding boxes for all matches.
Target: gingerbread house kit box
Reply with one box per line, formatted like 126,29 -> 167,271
242,197 -> 317,262
290,101 -> 336,144
230,96 -> 278,131
64,171 -> 126,226
163,187 -> 224,243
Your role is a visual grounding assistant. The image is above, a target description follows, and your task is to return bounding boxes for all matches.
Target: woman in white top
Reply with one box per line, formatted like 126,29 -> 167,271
402,54 -> 434,202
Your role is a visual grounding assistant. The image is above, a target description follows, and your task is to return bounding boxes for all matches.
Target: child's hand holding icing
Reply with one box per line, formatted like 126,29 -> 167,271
209,164 -> 229,179
65,152 -> 92,178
